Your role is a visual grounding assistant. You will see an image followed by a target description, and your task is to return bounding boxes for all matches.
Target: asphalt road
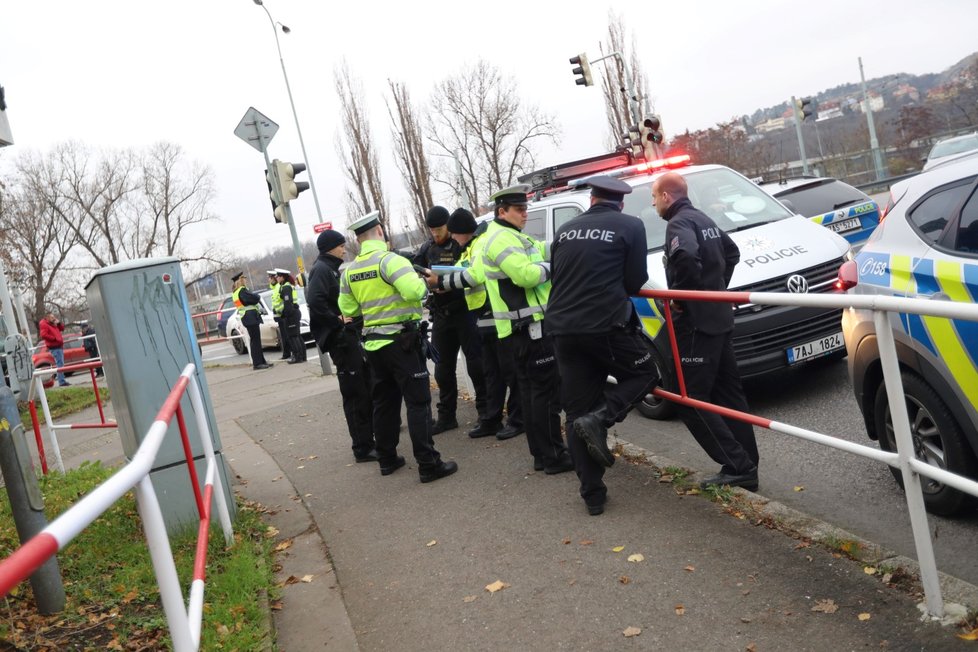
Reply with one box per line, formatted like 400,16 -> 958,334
613,354 -> 978,587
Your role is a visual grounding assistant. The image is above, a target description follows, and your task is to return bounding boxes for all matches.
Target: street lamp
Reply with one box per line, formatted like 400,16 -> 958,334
252,0 -> 325,223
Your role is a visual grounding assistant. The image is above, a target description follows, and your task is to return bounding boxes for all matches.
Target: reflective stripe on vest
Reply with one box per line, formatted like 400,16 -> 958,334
269,282 -> 283,315
481,223 -> 550,338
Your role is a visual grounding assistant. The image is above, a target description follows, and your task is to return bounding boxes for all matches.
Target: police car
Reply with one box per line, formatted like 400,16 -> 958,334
758,176 -> 880,247
225,289 -> 313,355
517,151 -> 853,419
842,153 -> 978,516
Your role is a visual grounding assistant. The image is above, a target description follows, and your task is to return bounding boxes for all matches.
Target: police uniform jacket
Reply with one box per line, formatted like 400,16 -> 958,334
662,197 -> 740,335
548,201 -> 648,335
412,237 -> 466,315
306,253 -> 350,350
233,287 -> 264,327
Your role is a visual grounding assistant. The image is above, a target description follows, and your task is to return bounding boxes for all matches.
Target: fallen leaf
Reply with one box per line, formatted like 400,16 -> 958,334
794,485 -> 805,492
580,540 -> 594,546
216,624 -> 230,638
264,526 -> 280,538
627,553 -> 645,563
463,595 -> 478,603
270,601 -> 283,611
623,626 -> 642,637
683,565 -> 695,572
957,628 -> 978,641
863,566 -> 877,575
811,599 -> 838,614
658,474 -> 674,483
300,574 -> 315,583
794,541 -> 811,550
881,573 -> 893,584
568,579 -> 577,586
283,575 -> 300,586
684,488 -> 701,495
612,546 -> 625,553
857,613 -> 871,621
740,617 -> 751,623
485,580 -> 510,593
299,413 -> 309,417
746,643 -> 757,652
426,540 -> 438,547
675,604 -> 685,616
297,465 -> 305,469
274,539 -> 294,552
308,455 -> 319,460
562,538 -> 571,545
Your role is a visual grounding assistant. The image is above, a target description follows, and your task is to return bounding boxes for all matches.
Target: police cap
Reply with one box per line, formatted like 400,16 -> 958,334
348,210 -> 381,235
587,176 -> 633,202
490,184 -> 531,207
266,270 -> 277,277
274,268 -> 291,276
231,271 -> 245,282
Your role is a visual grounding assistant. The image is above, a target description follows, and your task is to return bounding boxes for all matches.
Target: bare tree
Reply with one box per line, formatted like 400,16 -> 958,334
599,13 -> 652,151
335,62 -> 390,232
427,60 -> 560,209
386,80 -> 433,233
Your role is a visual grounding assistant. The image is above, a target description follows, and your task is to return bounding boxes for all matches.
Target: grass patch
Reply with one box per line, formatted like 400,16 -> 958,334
17,386 -> 112,429
0,461 -> 275,650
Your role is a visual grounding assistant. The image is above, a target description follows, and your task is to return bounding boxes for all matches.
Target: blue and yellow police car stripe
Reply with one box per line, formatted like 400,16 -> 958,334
631,296 -> 665,339
809,200 -> 880,245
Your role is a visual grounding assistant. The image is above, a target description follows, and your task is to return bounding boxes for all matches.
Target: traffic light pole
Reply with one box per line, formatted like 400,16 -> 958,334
589,52 -> 642,129
791,95 -> 810,176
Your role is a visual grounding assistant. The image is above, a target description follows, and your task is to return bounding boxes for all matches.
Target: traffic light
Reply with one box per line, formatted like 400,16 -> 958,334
795,97 -> 816,121
265,166 -> 285,224
626,123 -> 642,159
569,54 -> 593,87
640,115 -> 663,161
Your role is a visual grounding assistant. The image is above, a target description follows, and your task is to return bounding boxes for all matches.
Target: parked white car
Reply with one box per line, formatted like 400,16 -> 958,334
225,289 -> 312,355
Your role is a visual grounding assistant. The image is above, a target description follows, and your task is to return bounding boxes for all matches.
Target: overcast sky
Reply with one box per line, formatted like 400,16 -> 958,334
1,0 -> 974,259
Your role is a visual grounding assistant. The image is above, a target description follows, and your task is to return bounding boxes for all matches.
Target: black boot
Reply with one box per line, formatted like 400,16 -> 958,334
419,460 -> 459,483
431,418 -> 459,435
574,410 -> 615,468
467,421 -> 499,438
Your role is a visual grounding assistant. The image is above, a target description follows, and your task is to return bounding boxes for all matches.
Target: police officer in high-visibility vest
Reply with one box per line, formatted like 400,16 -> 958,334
268,270 -> 292,361
549,176 -> 660,516
481,185 -> 572,474
231,271 -> 271,370
431,211 -> 524,440
653,171 -> 759,491
338,211 -> 458,483
276,269 -> 306,363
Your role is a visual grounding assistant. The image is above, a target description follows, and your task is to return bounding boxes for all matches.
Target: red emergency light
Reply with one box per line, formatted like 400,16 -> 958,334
635,154 -> 692,173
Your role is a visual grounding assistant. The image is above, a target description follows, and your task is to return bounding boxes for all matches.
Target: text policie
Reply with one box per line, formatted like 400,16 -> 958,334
741,245 -> 808,269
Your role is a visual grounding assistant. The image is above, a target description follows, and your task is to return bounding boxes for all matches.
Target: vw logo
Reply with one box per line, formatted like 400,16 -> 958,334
786,274 -> 809,293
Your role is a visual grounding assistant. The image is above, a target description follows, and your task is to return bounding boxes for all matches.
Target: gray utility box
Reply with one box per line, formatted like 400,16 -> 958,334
85,258 -> 236,535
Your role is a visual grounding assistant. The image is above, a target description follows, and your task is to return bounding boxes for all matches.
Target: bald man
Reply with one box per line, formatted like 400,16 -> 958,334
652,172 -> 759,491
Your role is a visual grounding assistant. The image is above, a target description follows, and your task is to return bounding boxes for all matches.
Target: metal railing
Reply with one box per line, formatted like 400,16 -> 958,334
639,287 -> 978,619
0,363 -> 234,651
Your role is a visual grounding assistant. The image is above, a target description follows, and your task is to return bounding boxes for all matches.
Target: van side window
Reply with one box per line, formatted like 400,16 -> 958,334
954,187 -> 978,254
524,209 -> 547,240
908,181 -> 972,243
553,205 -> 583,233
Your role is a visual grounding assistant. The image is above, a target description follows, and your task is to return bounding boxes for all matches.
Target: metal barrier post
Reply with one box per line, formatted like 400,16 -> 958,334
874,309 -> 944,618
32,376 -> 65,473
186,375 -> 234,545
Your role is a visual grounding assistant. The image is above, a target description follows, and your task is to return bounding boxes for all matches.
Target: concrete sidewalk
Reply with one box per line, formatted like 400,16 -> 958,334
50,359 -> 977,650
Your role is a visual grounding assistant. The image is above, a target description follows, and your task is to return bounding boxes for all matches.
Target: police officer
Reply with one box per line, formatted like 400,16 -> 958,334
549,176 -> 660,515
481,185 -> 573,474
231,271 -> 271,370
268,270 -> 292,360
307,229 -> 378,463
276,269 -> 306,363
652,171 -> 759,491
412,206 -> 488,435
338,211 -> 458,483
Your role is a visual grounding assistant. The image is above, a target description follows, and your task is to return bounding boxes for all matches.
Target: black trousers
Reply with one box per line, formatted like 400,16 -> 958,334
284,309 -> 305,361
365,338 -> 442,470
670,325 -> 758,475
245,322 -> 267,368
431,310 -> 487,422
501,328 -> 567,468
324,330 -> 375,458
555,330 -> 659,506
275,316 -> 292,359
480,328 -> 523,428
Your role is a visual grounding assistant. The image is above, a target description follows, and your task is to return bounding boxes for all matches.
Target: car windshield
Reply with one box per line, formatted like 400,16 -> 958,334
622,167 -> 794,251
929,135 -> 978,160
771,179 -> 869,217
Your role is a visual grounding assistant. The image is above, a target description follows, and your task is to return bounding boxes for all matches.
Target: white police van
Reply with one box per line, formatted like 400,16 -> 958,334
517,151 -> 853,419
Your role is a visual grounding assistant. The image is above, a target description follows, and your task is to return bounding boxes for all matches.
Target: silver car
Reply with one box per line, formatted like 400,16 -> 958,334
225,289 -> 312,355
842,154 -> 978,515
922,132 -> 978,171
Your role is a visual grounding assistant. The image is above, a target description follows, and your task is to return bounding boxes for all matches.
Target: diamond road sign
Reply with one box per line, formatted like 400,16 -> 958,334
234,106 -> 279,153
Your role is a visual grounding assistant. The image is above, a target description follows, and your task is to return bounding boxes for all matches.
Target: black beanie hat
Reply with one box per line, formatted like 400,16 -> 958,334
425,205 -> 450,227
447,208 -> 477,234
317,229 -> 346,253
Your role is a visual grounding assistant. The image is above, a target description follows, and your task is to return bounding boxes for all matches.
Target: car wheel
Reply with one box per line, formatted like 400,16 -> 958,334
636,345 -> 676,421
230,329 -> 248,355
873,372 -> 978,516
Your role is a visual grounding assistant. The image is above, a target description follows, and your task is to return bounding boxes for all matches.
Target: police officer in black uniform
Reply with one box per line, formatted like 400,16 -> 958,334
549,176 -> 660,515
231,272 -> 271,370
412,206 -> 488,435
306,228 -> 378,463
652,171 -> 759,491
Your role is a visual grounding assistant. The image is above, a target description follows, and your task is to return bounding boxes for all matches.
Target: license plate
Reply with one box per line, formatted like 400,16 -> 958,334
826,217 -> 861,234
787,332 -> 844,364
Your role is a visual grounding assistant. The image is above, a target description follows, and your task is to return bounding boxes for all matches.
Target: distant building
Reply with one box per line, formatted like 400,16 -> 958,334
927,84 -> 958,101
857,92 -> 884,113
892,84 -> 920,102
815,100 -> 843,121
755,117 -> 787,133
